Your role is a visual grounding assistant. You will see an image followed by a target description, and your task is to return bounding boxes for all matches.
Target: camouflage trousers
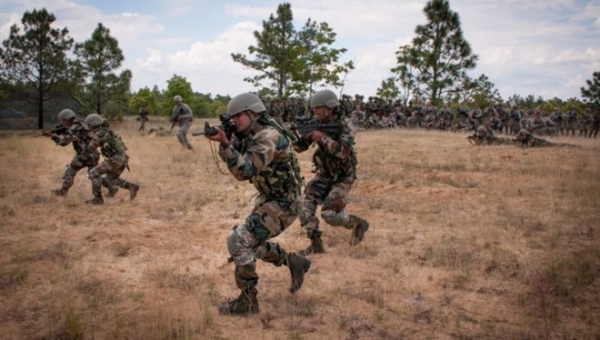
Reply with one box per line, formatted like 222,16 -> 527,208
60,154 -> 99,191
300,176 -> 353,238
227,195 -> 301,290
176,121 -> 193,150
88,155 -> 135,196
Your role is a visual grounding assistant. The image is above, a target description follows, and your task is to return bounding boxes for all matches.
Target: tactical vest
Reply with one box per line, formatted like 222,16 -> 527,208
98,128 -> 127,158
252,152 -> 302,200
312,117 -> 358,181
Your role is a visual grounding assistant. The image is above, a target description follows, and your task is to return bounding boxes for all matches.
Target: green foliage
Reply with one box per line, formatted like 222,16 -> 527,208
392,0 -> 478,105
376,77 -> 400,101
231,2 -> 352,99
162,75 -> 195,116
73,23 -> 131,118
130,87 -> 159,116
454,74 -> 503,108
0,8 -> 75,129
580,71 -> 600,106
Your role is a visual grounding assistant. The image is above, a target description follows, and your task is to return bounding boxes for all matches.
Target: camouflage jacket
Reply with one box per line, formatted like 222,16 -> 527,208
219,124 -> 302,201
171,103 -> 193,126
293,115 -> 357,182
87,126 -> 128,161
515,135 -> 554,147
51,119 -> 97,161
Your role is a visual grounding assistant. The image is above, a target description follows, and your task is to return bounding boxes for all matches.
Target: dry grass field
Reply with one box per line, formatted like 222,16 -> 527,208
0,118 -> 599,340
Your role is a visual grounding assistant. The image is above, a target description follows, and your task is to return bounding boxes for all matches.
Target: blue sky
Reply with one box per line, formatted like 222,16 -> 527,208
1,0 -> 599,100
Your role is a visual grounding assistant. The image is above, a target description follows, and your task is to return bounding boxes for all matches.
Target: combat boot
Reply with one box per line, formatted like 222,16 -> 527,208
348,215 -> 369,246
286,252 -> 311,294
106,186 -> 119,198
217,288 -> 259,315
51,188 -> 68,196
129,183 -> 139,200
299,230 -> 325,256
85,194 -> 104,205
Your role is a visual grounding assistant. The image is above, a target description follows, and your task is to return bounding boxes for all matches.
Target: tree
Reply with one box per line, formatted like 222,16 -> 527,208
453,74 -> 502,107
581,71 -> 600,106
391,0 -> 478,105
73,23 -> 131,119
293,18 -> 354,96
376,77 -> 400,101
129,87 -> 159,116
162,75 -> 194,116
0,8 -> 75,129
231,2 -> 352,99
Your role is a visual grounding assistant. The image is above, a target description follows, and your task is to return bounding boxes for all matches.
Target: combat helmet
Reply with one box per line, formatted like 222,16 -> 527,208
58,109 -> 76,121
476,125 -> 489,136
310,90 -> 340,109
84,113 -> 104,128
173,95 -> 182,102
227,93 -> 266,116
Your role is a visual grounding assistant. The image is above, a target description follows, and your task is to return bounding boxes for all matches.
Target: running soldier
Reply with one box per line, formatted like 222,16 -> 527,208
171,95 -> 194,150
84,114 -> 139,205
45,109 -> 112,197
204,93 -> 310,315
293,89 -> 370,256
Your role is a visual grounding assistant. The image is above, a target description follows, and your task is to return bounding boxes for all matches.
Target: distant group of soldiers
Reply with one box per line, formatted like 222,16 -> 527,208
341,96 -> 600,138
218,95 -> 600,140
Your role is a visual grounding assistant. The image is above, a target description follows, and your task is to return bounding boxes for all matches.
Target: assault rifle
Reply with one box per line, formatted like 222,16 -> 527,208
290,116 -> 342,138
169,108 -> 185,133
192,113 -> 237,140
42,124 -> 68,137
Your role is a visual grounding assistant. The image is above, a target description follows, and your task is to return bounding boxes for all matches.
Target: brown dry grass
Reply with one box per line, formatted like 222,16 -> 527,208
0,118 -> 599,340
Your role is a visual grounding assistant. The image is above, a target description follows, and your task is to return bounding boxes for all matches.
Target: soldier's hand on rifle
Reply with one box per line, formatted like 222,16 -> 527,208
205,126 -> 229,145
42,131 -> 52,137
306,130 -> 325,143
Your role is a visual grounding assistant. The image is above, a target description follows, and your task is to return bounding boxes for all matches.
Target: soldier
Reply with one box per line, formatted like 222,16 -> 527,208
579,108 -> 594,137
204,92 -> 310,316
513,129 -> 577,148
589,109 -> 600,138
44,109 -> 113,197
468,125 -> 512,145
138,103 -> 149,132
438,102 -> 454,130
564,106 -> 578,137
84,114 -> 139,205
293,89 -> 369,256
171,95 -> 194,150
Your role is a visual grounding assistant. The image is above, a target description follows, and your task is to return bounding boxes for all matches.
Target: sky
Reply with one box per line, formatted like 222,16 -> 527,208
1,0 -> 599,101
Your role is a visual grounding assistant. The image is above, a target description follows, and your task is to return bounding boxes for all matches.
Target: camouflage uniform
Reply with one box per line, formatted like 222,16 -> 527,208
48,118 -> 108,196
85,115 -> 139,205
589,110 -> 600,138
468,125 -> 512,145
171,99 -> 194,150
293,96 -> 369,255
513,129 -> 576,148
138,105 -> 149,132
215,93 -> 310,316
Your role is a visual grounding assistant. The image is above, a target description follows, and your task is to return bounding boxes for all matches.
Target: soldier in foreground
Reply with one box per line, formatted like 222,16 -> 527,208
293,89 -> 369,256
204,92 -> 310,316
83,114 -> 139,205
514,129 -> 578,148
171,95 -> 194,150
468,125 -> 512,145
44,109 -> 113,197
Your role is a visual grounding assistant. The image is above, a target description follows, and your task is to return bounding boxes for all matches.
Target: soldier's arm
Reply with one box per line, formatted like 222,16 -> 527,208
218,129 -> 279,181
317,119 -> 354,160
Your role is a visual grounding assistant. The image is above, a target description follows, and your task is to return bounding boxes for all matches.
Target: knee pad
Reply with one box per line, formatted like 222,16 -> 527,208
321,209 -> 349,226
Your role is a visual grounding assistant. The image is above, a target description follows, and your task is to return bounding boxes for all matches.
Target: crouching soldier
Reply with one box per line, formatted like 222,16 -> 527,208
83,113 -> 139,205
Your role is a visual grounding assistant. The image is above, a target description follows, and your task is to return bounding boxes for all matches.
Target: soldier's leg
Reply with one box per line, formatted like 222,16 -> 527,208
87,162 -> 111,204
299,177 -> 329,255
107,158 -> 139,200
320,181 -> 369,246
53,157 -> 85,196
177,123 -> 193,150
